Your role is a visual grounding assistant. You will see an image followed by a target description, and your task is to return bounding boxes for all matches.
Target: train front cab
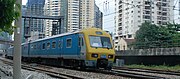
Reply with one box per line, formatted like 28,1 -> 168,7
82,28 -> 115,70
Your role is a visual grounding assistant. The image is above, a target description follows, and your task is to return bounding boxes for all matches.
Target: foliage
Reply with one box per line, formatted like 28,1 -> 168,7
134,22 -> 180,48
0,0 -> 21,34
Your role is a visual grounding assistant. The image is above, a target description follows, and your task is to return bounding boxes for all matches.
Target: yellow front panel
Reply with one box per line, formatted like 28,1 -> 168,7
80,28 -> 115,62
86,49 -> 115,61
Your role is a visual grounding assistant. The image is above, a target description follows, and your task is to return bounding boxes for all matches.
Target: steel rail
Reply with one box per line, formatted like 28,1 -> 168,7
0,58 -> 84,79
114,67 -> 180,76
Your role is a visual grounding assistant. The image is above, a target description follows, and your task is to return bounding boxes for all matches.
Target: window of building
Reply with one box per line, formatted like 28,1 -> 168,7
162,3 -> 167,7
162,8 -> 167,11
158,21 -> 162,24
144,15 -> 151,19
145,1 -> 150,5
145,6 -> 150,9
162,17 -> 167,20
118,23 -> 122,26
145,11 -> 150,14
66,39 -> 72,48
162,12 -> 167,16
128,35 -> 132,38
162,0 -> 167,2
115,37 -> 118,40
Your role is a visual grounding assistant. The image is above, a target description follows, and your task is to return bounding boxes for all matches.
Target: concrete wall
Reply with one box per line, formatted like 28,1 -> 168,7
116,47 -> 180,56
115,55 -> 180,66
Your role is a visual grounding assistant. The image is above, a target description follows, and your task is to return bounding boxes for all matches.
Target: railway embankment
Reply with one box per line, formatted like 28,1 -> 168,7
115,47 -> 180,65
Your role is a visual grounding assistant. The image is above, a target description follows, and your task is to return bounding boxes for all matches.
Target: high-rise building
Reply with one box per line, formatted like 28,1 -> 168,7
25,0 -> 45,40
66,0 -> 80,32
22,5 -> 27,43
44,0 -> 61,37
44,0 -> 103,37
94,4 -> 103,29
114,0 -> 174,50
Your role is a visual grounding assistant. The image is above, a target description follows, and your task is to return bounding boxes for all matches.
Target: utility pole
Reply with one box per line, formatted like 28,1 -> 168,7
14,0 -> 22,79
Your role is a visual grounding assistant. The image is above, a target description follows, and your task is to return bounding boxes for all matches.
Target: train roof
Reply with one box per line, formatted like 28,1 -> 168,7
22,31 -> 79,45
22,28 -> 102,45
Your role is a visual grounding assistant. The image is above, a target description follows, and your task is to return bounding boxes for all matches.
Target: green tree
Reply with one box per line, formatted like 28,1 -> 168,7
166,23 -> 180,47
134,22 -> 176,48
0,0 -> 20,34
135,22 -> 160,48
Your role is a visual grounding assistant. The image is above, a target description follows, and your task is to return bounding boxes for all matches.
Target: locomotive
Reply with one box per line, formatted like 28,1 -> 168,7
7,28 -> 115,70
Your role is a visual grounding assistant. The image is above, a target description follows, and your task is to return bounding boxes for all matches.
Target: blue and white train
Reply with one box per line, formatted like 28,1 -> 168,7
6,28 -> 115,69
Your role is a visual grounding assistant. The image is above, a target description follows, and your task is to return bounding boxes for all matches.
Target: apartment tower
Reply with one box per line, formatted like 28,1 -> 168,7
44,0 -> 103,37
114,0 -> 174,50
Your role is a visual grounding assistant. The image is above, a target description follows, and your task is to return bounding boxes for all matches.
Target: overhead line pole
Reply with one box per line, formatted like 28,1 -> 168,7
13,0 -> 22,79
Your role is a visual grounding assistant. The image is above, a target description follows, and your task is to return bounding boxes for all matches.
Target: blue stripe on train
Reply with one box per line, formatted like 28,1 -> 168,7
22,33 -> 82,58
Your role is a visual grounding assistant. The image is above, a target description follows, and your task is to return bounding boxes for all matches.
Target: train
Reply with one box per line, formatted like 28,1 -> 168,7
6,28 -> 115,70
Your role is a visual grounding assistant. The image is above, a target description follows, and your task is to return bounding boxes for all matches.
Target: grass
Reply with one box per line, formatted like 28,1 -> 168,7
125,64 -> 180,71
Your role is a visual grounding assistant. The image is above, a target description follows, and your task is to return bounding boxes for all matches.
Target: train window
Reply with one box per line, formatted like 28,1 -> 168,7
78,37 -> 84,47
31,45 -> 33,49
34,44 -> 36,49
89,36 -> 112,49
66,39 -> 72,48
47,42 -> 50,49
42,43 -> 45,49
52,41 -> 56,48
96,31 -> 103,35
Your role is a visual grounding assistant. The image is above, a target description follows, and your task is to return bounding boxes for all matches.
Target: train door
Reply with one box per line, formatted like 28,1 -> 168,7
28,43 -> 30,57
78,34 -> 86,59
58,38 -> 63,58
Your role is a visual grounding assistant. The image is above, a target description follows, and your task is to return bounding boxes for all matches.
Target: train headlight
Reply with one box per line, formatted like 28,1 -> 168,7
91,54 -> 98,58
108,55 -> 113,59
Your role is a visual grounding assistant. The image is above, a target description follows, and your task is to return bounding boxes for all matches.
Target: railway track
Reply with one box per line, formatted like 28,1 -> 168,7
0,57 -> 168,79
0,58 -> 84,79
113,67 -> 180,76
111,69 -> 165,79
89,69 -> 165,79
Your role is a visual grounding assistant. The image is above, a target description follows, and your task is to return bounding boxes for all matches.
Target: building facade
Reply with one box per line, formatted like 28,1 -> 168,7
114,0 -> 174,50
22,5 -> 27,43
44,0 -> 103,37
25,0 -> 45,40
44,0 -> 62,37
94,4 -> 103,29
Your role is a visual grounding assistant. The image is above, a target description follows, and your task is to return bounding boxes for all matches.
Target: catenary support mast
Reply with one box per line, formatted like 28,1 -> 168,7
13,0 -> 22,79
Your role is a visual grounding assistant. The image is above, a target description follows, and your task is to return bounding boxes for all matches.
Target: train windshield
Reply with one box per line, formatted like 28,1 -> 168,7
89,36 -> 112,49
